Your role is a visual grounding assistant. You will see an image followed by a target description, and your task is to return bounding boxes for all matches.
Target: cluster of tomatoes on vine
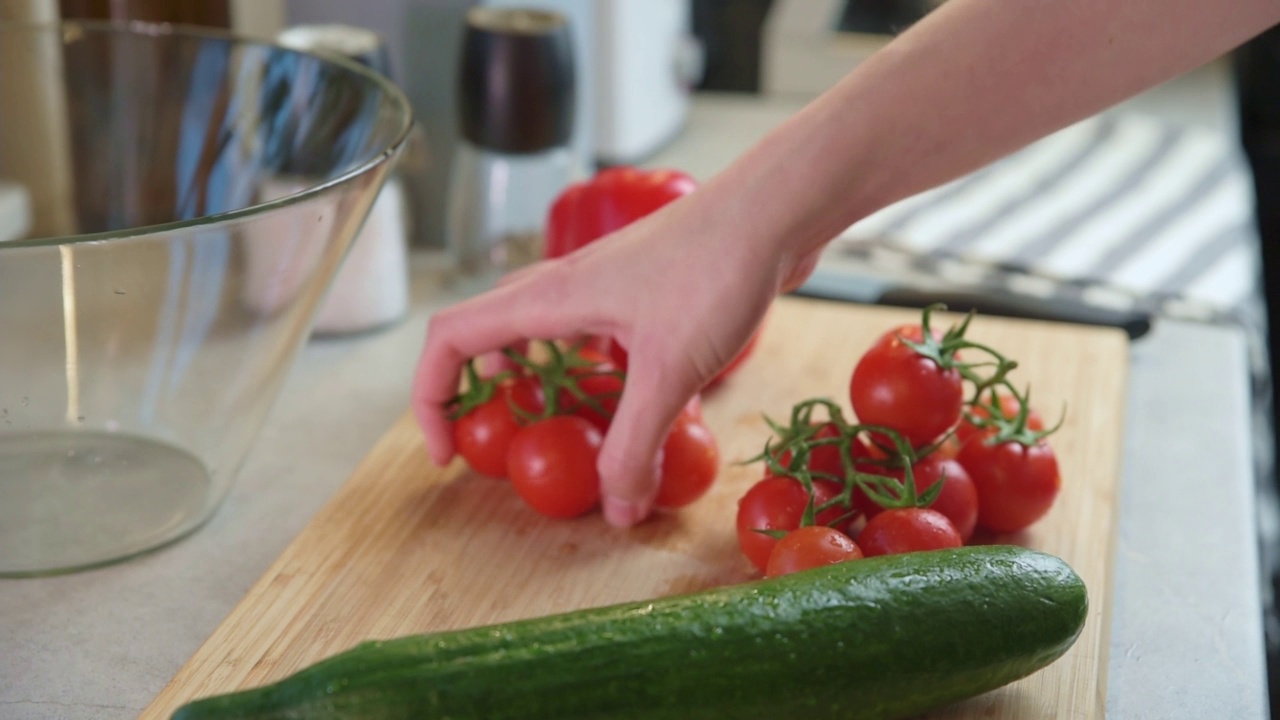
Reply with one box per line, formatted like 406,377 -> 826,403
449,341 -> 721,519
737,305 -> 1064,578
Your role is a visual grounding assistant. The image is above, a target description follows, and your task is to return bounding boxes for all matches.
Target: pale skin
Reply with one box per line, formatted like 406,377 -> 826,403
415,0 -> 1280,527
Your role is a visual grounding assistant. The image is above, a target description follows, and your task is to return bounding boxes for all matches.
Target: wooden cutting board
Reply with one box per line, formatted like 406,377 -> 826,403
142,295 -> 1129,719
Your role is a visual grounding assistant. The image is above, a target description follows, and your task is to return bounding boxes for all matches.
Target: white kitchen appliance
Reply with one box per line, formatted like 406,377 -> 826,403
589,0 -> 700,165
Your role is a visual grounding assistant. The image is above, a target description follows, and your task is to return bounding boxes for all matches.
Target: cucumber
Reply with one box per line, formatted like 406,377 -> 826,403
171,545 -> 1087,720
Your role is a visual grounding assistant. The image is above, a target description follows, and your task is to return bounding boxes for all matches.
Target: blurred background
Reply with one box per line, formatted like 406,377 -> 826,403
4,1 -> 1280,715
29,0 -> 953,252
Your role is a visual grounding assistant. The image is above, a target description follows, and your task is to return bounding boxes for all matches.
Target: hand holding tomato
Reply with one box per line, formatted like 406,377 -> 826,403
413,172 -> 815,527
453,376 -> 544,479
440,342 -> 724,523
654,404 -> 720,509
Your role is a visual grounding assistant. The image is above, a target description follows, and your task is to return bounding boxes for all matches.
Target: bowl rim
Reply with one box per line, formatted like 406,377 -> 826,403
0,18 -> 415,249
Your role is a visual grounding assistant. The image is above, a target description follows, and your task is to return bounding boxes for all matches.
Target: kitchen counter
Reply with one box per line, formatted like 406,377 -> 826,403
1,67 -> 1272,718
0,255 -> 1268,720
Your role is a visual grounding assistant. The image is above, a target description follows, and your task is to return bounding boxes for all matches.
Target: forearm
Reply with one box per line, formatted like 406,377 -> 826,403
702,0 -> 1280,276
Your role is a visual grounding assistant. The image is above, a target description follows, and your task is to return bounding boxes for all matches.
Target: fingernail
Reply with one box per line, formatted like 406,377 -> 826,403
603,497 -> 649,528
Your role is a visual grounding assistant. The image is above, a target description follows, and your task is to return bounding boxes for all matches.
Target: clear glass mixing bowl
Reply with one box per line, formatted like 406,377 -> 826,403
0,21 -> 413,576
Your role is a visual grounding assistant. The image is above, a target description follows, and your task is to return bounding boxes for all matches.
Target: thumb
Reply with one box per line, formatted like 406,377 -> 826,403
595,347 -> 701,528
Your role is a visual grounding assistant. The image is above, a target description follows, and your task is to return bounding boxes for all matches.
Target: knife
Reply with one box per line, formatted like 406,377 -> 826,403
793,267 -> 1154,340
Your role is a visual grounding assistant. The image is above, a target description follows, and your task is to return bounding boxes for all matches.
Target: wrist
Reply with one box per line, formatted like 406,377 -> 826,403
690,99 -> 885,292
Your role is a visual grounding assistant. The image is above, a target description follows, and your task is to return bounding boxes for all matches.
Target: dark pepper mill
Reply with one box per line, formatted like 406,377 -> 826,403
446,7 -> 580,292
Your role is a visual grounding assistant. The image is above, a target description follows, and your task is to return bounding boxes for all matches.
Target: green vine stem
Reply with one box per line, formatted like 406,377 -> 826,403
743,304 -> 1069,538
963,380 -> 1066,448
746,399 -> 945,529
902,304 -> 1022,404
447,340 -> 626,424
446,360 -> 513,420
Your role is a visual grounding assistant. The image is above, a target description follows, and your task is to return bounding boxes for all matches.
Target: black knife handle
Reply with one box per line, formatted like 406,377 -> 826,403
873,288 -> 1152,340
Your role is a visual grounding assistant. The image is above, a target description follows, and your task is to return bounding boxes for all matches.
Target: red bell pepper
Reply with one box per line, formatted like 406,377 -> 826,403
543,166 -> 761,390
545,166 -> 699,258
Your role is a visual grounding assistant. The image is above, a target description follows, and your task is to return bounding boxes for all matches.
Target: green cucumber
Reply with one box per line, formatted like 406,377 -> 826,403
172,545 -> 1087,720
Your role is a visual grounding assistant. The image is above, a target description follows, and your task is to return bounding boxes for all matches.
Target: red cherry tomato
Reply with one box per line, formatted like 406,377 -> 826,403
559,348 -> 623,432
850,325 -> 963,448
765,526 -> 863,578
854,454 -> 979,543
735,476 -> 844,573
958,433 -> 1061,533
453,377 -> 545,478
654,410 -> 720,509
911,456 -> 978,543
857,507 -> 963,557
933,434 -> 963,461
506,416 -> 603,519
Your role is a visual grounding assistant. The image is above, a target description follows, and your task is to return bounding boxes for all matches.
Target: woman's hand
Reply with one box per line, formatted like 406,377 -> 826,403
412,195 -> 815,528
413,0 -> 1280,528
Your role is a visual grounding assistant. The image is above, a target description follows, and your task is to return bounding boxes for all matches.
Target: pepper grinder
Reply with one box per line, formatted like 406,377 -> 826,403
446,7 -> 580,294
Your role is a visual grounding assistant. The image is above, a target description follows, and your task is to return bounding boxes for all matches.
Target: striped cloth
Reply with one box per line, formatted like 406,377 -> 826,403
827,113 -> 1280,565
827,112 -> 1264,330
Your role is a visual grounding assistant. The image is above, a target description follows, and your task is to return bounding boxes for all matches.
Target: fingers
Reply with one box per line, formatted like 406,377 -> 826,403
780,248 -> 822,293
476,340 -> 529,378
411,262 -> 603,466
595,343 -> 703,527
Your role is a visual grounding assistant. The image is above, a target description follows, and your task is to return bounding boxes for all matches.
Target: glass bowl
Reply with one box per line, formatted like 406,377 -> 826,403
0,20 -> 413,576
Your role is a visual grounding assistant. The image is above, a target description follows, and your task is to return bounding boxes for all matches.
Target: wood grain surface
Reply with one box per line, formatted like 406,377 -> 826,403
142,295 -> 1129,719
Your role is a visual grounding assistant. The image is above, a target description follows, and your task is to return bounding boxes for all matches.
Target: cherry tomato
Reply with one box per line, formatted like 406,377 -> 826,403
933,434 -> 963,461
958,433 -> 1061,533
506,416 -> 603,519
735,476 -> 844,573
957,391 -> 1045,447
454,377 -> 545,478
559,348 -> 623,432
777,422 -> 846,479
850,324 -> 963,448
764,526 -> 863,578
654,410 -> 720,509
855,454 -> 979,543
912,456 -> 978,543
857,507 -> 963,557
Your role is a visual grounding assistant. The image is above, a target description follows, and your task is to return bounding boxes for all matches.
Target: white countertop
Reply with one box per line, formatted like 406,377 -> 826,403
1,63 -> 1271,718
